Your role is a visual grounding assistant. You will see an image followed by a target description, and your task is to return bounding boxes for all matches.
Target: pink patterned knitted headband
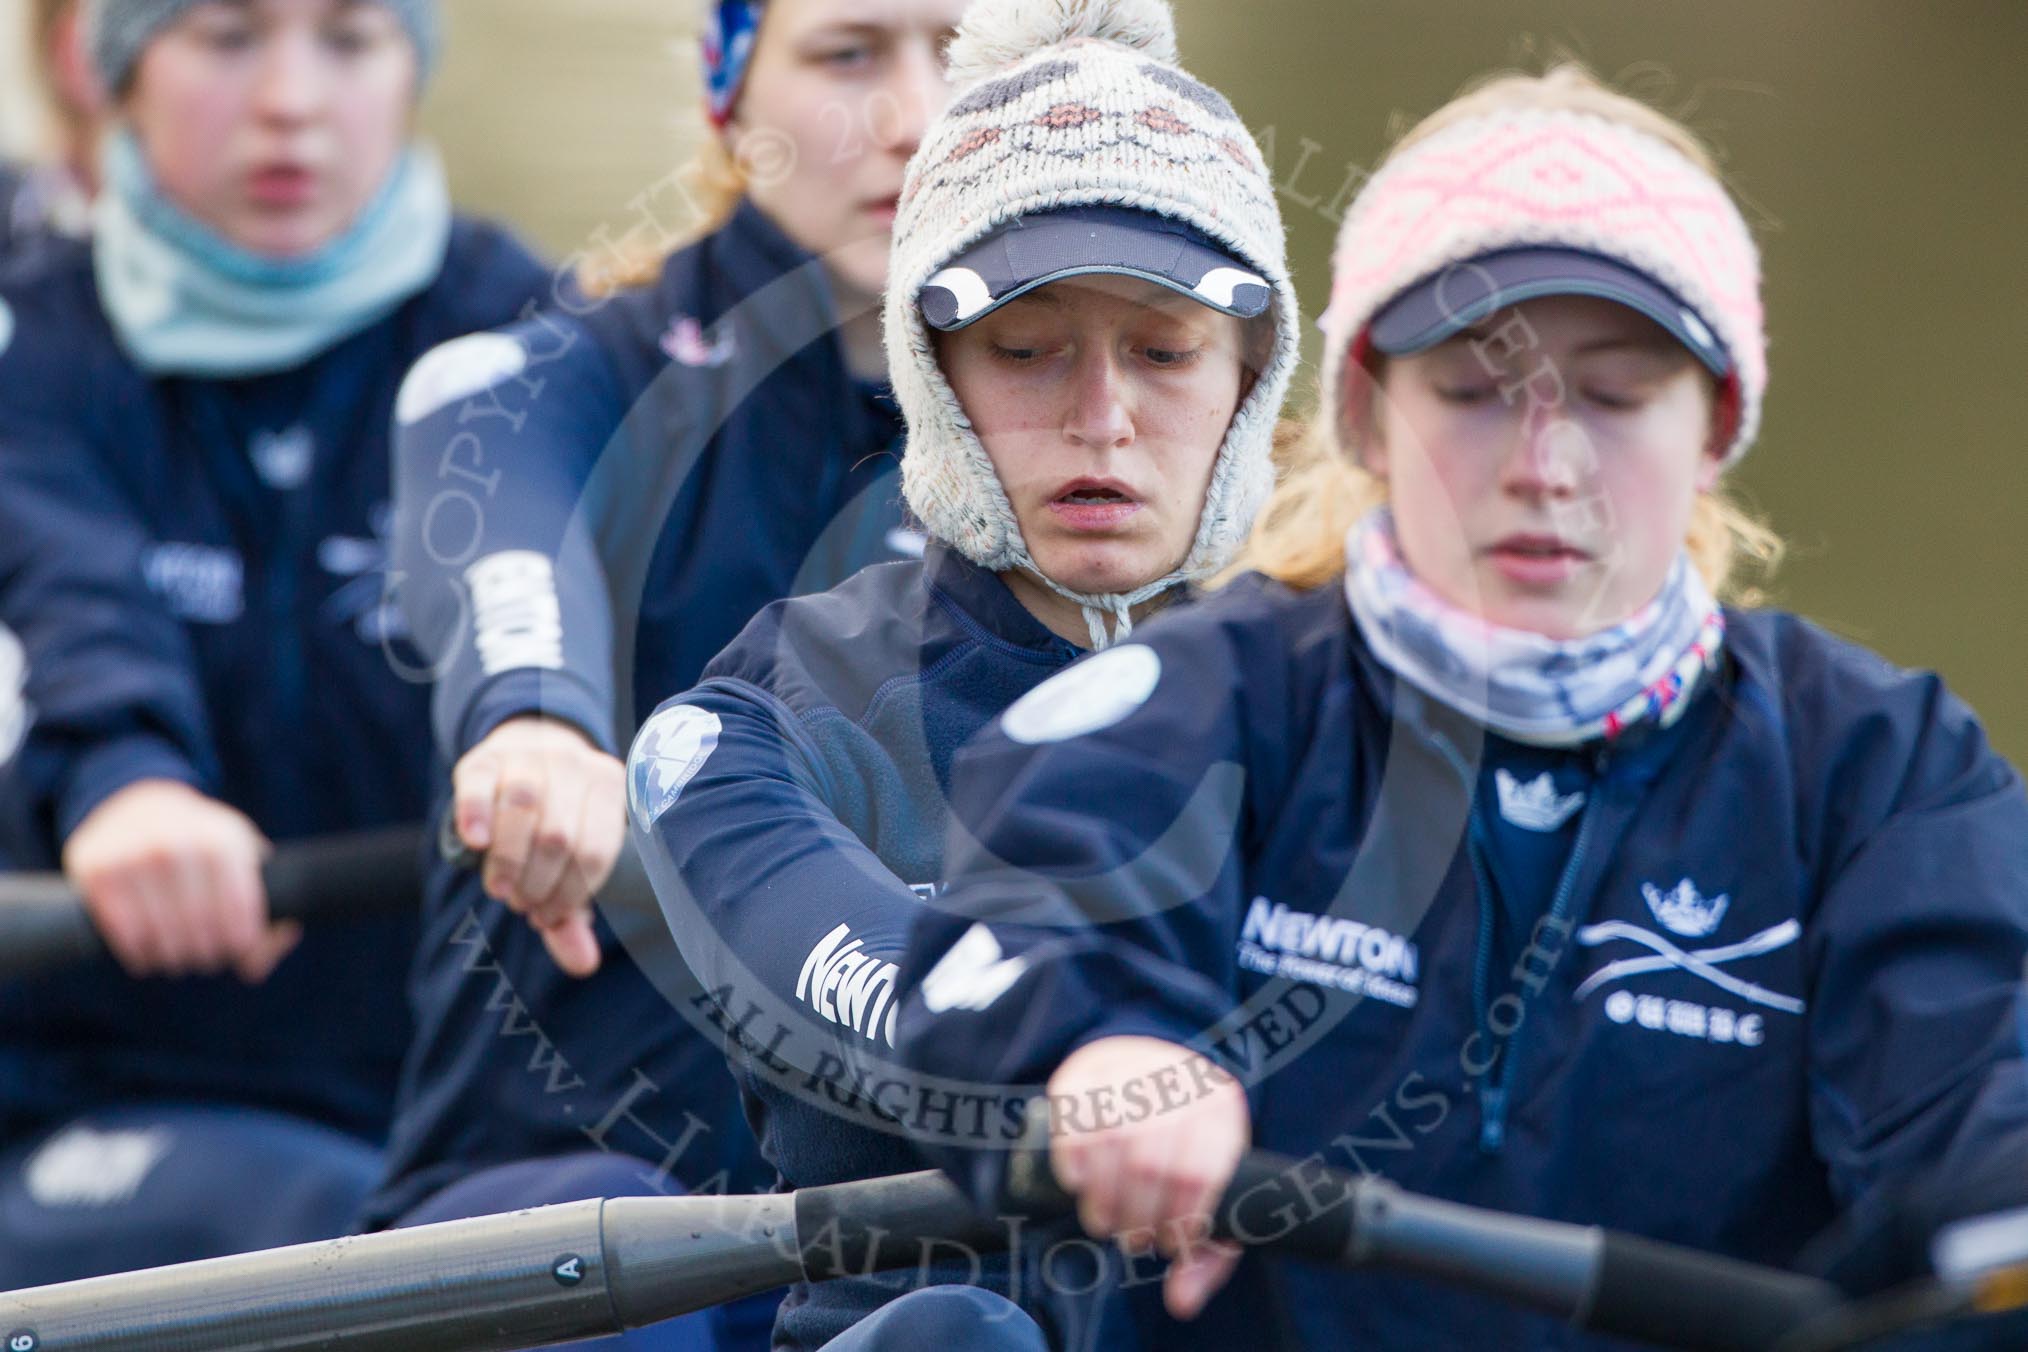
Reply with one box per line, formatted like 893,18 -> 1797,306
1318,108 -> 1766,466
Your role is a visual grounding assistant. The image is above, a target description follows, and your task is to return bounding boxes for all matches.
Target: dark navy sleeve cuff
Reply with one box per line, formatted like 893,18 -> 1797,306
56,733 -> 209,844
458,669 -> 618,758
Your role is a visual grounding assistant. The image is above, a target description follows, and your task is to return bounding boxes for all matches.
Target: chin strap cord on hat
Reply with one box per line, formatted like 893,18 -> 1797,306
1030,569 -> 1176,651
1082,596 -> 1131,650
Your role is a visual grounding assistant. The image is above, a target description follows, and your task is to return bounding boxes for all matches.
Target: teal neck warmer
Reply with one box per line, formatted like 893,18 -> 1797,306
93,129 -> 452,377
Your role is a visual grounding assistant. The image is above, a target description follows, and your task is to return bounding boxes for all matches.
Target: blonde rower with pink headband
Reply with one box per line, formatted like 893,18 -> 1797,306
893,64 -> 2028,1348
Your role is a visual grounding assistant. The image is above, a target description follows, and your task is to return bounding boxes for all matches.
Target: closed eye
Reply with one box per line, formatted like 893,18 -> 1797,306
323,20 -> 382,55
1581,387 -> 1640,411
818,44 -> 876,69
1433,384 -> 1498,406
193,18 -> 258,51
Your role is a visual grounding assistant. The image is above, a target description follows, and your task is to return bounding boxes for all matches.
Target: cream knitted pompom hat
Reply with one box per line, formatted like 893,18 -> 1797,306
889,0 -> 1299,647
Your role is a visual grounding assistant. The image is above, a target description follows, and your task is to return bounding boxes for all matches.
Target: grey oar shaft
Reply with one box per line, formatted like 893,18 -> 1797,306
0,1201 -> 618,1352
0,1180 -> 905,1352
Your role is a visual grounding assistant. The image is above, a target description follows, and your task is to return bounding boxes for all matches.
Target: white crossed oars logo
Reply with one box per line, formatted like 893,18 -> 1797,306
1573,918 -> 1806,1015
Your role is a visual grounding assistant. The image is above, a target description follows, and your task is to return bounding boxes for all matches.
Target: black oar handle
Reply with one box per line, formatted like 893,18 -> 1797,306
793,1168 -> 1016,1281
1589,1229 -> 1857,1352
1005,1132 -> 1360,1264
0,824 -> 426,982
435,808 -> 667,951
1005,1134 -> 1843,1352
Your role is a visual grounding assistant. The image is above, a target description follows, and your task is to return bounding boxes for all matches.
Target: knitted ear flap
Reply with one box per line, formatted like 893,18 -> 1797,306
890,0 -> 1300,646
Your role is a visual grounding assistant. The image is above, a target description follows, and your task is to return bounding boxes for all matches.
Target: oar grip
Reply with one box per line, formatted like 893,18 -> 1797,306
1587,1230 -> 1845,1352
261,825 -> 425,926
1003,1125 -> 1358,1266
794,1170 -> 1017,1281
0,825 -> 425,982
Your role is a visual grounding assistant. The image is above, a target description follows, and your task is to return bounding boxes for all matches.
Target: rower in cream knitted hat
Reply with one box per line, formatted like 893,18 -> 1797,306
889,0 -> 1300,648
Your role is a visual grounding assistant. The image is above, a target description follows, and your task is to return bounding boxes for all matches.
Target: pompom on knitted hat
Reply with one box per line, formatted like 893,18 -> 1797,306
84,0 -> 440,92
890,0 -> 1300,647
1316,105 -> 1766,467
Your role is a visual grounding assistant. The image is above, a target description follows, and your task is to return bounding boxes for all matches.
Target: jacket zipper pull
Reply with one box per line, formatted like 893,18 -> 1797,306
1479,1085 -> 1508,1153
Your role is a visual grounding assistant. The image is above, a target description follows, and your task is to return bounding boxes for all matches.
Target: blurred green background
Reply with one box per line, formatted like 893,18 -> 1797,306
5,0 -> 2025,761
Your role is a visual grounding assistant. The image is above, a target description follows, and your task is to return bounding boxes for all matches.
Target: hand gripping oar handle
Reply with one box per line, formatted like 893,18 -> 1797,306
0,1171 -> 1006,1352
0,825 -> 426,982
1006,1142 -> 1845,1352
435,808 -> 680,961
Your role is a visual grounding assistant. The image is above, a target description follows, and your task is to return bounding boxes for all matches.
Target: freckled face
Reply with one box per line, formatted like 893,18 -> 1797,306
937,275 -> 1251,604
1366,295 -> 1725,638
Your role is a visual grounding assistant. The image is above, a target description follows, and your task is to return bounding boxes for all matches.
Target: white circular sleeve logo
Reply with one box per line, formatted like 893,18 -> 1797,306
0,624 -> 29,766
628,704 -> 724,827
1002,644 -> 1162,745
396,333 -> 528,425
0,296 -> 15,360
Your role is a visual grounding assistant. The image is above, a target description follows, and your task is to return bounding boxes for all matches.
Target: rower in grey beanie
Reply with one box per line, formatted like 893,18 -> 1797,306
83,0 -> 440,92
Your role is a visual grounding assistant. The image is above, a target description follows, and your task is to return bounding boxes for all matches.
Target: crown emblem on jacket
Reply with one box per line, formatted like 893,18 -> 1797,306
1495,769 -> 1586,832
661,315 -> 736,369
1642,879 -> 1730,938
250,424 -> 315,491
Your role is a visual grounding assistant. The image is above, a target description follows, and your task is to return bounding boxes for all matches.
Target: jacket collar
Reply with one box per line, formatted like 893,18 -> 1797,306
923,541 -> 1090,660
667,198 -> 898,433
689,197 -> 842,328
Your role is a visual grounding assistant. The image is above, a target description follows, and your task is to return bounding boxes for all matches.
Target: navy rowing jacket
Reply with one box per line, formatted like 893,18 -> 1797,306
0,164 -> 29,258
0,223 -> 550,1140
895,572 -> 2028,1350
630,545 -> 1100,1350
0,163 -> 44,259
0,619 -> 29,871
0,162 -> 78,261
368,199 -> 916,1225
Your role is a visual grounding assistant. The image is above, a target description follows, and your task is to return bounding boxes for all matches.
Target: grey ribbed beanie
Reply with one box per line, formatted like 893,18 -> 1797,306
84,0 -> 440,92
